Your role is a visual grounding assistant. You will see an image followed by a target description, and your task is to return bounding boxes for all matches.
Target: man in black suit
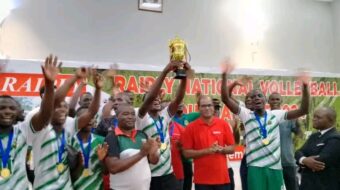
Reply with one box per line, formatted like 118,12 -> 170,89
295,107 -> 340,190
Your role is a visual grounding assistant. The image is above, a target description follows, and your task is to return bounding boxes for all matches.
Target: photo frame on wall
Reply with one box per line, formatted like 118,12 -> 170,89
138,0 -> 163,13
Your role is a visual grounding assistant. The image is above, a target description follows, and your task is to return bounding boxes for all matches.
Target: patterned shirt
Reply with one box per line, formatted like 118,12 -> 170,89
70,133 -> 105,190
136,107 -> 173,177
0,123 -> 29,190
29,119 -> 76,190
238,106 -> 287,170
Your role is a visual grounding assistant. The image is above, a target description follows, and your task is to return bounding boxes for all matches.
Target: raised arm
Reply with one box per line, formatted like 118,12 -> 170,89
221,62 -> 240,114
54,67 -> 89,107
31,55 -> 60,131
286,72 -> 310,120
77,70 -> 103,130
68,81 -> 86,117
168,62 -> 190,116
138,61 -> 182,117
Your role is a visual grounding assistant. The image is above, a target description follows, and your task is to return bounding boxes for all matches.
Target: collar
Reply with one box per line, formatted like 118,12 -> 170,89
197,117 -> 217,126
115,127 -> 137,141
319,127 -> 334,136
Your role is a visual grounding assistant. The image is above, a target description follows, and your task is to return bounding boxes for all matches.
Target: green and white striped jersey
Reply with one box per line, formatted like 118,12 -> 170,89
29,119 -> 76,190
70,133 -> 104,190
136,107 -> 173,177
0,123 -> 29,190
239,107 -> 287,170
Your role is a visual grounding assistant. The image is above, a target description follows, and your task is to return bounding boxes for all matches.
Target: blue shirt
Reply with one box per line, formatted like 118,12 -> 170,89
279,119 -> 298,166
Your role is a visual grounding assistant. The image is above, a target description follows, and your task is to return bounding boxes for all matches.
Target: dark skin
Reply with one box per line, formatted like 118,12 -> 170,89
182,96 -> 235,159
52,67 -> 102,132
68,81 -> 89,117
299,107 -> 336,172
105,105 -> 159,174
138,61 -> 189,119
102,93 -> 131,119
221,61 -> 309,119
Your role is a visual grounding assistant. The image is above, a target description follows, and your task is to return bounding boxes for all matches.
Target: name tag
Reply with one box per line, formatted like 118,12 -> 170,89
316,143 -> 325,147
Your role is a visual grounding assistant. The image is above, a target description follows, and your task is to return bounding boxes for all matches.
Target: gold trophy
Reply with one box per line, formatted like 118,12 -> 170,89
169,37 -> 190,79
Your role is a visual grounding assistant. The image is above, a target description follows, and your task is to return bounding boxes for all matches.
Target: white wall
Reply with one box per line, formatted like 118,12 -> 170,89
0,0 -> 336,73
333,0 -> 340,71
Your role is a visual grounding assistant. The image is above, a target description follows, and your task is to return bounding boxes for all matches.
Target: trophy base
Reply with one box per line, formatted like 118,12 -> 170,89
174,69 -> 187,79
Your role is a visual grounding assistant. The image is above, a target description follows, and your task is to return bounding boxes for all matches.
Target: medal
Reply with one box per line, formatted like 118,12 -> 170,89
0,131 -> 14,179
267,120 -> 272,125
57,163 -> 65,173
262,138 -> 269,145
160,143 -> 167,150
82,168 -> 92,177
1,168 -> 11,178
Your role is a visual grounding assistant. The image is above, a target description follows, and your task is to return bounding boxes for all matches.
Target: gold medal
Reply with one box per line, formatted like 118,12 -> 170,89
267,120 -> 272,125
160,143 -> 167,150
262,138 -> 269,145
82,168 -> 92,177
57,163 -> 65,173
1,168 -> 11,178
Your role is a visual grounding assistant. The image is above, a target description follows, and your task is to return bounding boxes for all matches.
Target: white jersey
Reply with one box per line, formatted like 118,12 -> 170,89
0,122 -> 30,190
238,106 -> 287,170
29,118 -> 76,190
136,107 -> 173,177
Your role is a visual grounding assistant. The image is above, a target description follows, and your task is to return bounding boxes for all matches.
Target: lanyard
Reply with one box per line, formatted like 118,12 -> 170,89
0,131 -> 14,168
57,130 -> 66,164
254,112 -> 268,139
153,117 -> 164,143
77,133 -> 92,168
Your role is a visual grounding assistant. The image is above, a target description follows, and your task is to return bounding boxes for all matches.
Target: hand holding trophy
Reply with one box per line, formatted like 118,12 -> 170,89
169,37 -> 192,79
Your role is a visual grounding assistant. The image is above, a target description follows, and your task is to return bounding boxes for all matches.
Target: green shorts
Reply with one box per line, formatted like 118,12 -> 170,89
248,166 -> 285,190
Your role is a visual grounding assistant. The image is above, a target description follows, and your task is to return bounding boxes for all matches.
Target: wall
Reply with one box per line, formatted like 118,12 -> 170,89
0,0 -> 336,73
333,0 -> 340,71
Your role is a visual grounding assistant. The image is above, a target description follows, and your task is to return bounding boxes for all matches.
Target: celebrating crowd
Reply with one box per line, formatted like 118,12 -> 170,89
0,55 -> 339,190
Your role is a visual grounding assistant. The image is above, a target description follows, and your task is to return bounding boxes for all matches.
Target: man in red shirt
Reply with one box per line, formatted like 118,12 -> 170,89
181,95 -> 235,190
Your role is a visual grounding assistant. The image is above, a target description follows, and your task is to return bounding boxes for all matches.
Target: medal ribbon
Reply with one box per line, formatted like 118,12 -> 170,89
57,130 -> 66,164
254,112 -> 268,139
0,132 -> 13,169
154,117 -> 164,143
112,117 -> 118,128
77,134 -> 92,169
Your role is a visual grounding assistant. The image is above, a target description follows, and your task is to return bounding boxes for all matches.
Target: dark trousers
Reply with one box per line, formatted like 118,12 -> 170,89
195,184 -> 231,190
183,161 -> 193,190
150,173 -> 177,190
282,166 -> 298,190
240,156 -> 248,190
228,168 -> 235,190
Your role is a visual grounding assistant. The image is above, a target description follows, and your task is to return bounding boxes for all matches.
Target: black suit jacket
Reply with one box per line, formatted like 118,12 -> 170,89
295,128 -> 340,190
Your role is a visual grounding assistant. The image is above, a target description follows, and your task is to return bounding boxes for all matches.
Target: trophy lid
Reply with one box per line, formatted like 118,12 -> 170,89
169,36 -> 186,47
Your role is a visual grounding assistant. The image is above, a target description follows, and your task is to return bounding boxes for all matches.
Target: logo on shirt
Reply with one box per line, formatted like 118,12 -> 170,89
212,131 -> 221,135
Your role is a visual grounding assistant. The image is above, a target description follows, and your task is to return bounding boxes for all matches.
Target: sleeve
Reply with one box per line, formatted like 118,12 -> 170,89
162,106 -> 173,123
136,113 -> 148,131
295,135 -> 315,165
272,110 -> 288,123
186,112 -> 200,122
65,117 -> 76,137
317,135 -> 340,166
224,122 -> 235,146
105,133 -> 120,158
180,124 -> 194,149
237,106 -> 252,123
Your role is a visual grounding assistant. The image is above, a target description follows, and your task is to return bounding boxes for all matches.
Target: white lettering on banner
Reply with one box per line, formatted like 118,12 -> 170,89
17,78 -> 32,92
1,77 -> 17,92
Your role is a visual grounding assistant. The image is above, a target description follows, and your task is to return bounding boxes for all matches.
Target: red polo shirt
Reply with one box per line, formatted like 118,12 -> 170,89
169,121 -> 185,180
181,117 -> 235,185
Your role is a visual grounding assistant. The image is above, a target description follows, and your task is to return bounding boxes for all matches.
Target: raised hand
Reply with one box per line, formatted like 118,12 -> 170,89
164,61 -> 184,73
296,70 -> 311,85
97,143 -> 109,161
41,54 -> 61,82
75,67 -> 90,79
92,69 -> 104,89
220,57 -> 235,74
